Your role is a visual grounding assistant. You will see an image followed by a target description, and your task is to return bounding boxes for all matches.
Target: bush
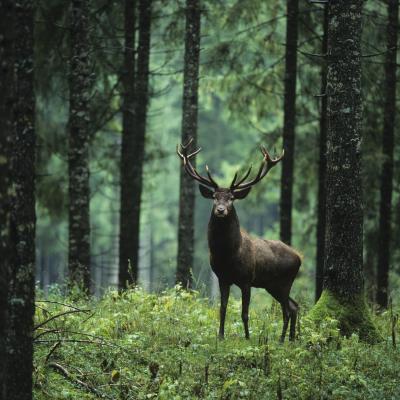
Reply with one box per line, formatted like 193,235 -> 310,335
34,287 -> 400,399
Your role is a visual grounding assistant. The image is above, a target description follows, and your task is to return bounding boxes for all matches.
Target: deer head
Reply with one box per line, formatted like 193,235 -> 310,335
177,138 -> 284,218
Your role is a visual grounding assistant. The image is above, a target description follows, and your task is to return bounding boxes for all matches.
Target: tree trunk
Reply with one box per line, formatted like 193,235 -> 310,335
68,0 -> 91,292
119,0 -> 152,288
315,6 -> 328,303
279,0 -> 299,245
176,0 -> 201,288
119,0 -> 137,288
376,0 -> 398,309
7,1 -> 36,398
0,1 -> 14,397
309,0 -> 379,342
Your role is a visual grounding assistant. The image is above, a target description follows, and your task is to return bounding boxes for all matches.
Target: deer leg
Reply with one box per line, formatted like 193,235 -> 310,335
280,301 -> 290,343
218,281 -> 230,339
241,285 -> 251,339
289,297 -> 298,341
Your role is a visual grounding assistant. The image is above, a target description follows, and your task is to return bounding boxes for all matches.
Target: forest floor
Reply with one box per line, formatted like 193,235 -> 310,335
34,287 -> 399,400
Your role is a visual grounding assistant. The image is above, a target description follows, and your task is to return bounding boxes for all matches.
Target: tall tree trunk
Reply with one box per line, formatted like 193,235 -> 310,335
0,1 -> 14,397
376,0 -> 399,309
119,0 -> 137,288
309,0 -> 379,342
7,1 -> 36,398
68,0 -> 91,292
119,0 -> 152,288
176,0 -> 201,288
315,6 -> 328,303
279,0 -> 299,245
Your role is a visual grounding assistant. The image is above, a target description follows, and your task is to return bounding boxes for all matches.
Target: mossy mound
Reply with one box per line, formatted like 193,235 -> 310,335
307,290 -> 382,343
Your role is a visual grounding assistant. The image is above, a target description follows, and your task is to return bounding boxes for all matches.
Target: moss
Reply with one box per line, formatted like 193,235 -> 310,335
307,290 -> 382,343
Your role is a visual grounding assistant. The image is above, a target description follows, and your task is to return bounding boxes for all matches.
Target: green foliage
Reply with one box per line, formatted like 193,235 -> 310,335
34,289 -> 400,399
307,290 -> 382,343
32,0 -> 400,302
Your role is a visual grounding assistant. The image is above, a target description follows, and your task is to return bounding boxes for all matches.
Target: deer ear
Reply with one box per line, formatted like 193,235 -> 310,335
199,184 -> 214,198
233,187 -> 252,199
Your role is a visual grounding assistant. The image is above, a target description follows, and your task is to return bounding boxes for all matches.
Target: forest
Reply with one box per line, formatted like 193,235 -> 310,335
0,0 -> 399,399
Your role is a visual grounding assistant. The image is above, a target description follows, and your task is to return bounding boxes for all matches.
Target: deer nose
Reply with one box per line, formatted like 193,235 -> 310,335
216,205 -> 225,214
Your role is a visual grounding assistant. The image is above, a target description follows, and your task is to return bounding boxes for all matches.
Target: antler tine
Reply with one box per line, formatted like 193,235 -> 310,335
205,165 -> 219,188
232,146 -> 284,190
235,165 -> 253,186
176,138 -> 219,189
230,171 -> 239,189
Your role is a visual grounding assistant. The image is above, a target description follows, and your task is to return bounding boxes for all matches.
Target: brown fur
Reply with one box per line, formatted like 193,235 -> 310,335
176,140 -> 300,341
206,190 -> 301,342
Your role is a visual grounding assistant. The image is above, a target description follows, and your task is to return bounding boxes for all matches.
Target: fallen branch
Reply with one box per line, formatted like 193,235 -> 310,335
48,362 -> 112,399
34,309 -> 91,331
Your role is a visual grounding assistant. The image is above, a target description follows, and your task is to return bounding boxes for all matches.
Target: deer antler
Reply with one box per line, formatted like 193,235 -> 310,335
176,137 -> 219,189
230,146 -> 284,191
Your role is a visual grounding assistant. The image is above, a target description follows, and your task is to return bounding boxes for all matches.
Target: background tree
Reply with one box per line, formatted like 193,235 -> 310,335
0,1 -> 14,397
176,0 -> 202,288
309,0 -> 379,342
7,0 -> 36,398
376,0 -> 399,309
68,0 -> 92,292
118,0 -> 152,288
315,6 -> 328,302
119,0 -> 137,289
280,0 -> 299,245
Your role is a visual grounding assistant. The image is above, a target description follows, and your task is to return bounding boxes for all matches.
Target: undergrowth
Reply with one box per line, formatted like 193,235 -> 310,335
34,287 -> 399,400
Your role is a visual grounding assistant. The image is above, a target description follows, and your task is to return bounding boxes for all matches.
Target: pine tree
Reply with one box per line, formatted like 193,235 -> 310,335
68,0 -> 92,292
376,0 -> 398,309
119,0 -> 137,289
0,1 -> 14,396
118,0 -> 152,288
280,0 -> 299,245
176,0 -> 202,288
315,6 -> 328,302
309,0 -> 379,342
7,0 -> 36,398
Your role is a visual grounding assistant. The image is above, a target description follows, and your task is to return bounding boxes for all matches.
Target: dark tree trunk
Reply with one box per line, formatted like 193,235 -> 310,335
376,0 -> 398,309
7,1 -> 36,398
118,0 -> 152,288
176,0 -> 201,288
279,0 -> 299,246
0,1 -> 14,397
310,0 -> 379,342
315,6 -> 328,303
68,0 -> 91,292
119,0 -> 137,288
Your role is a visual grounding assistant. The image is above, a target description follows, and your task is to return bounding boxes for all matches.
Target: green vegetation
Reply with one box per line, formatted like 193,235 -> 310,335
308,290 -> 381,344
34,288 -> 399,399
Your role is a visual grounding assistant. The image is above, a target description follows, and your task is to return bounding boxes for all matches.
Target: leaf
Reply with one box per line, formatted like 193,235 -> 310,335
111,369 -> 120,383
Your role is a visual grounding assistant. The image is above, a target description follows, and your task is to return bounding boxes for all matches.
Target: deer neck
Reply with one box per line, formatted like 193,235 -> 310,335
208,206 -> 242,255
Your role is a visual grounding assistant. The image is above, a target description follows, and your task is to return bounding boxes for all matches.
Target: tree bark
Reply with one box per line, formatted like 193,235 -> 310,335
176,0 -> 201,288
376,0 -> 398,309
119,0 -> 137,289
7,0 -> 36,398
315,7 -> 328,303
279,0 -> 299,245
68,0 -> 91,292
118,0 -> 152,288
309,0 -> 379,342
0,1 -> 14,398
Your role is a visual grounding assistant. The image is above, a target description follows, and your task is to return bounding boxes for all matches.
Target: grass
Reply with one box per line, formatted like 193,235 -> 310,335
34,286 -> 399,399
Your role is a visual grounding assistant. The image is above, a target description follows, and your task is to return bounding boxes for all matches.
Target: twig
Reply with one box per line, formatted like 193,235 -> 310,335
45,341 -> 61,364
34,309 -> 91,331
36,300 -> 89,312
47,362 -> 112,399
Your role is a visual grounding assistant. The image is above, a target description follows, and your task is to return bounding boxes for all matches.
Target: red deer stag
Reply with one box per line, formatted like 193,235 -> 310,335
177,139 -> 301,342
